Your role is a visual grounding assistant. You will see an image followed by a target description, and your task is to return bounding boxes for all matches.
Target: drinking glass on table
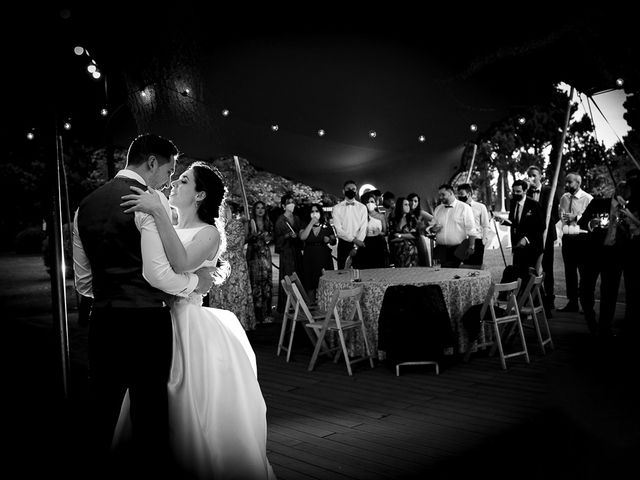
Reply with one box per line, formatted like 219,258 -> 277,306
432,258 -> 441,270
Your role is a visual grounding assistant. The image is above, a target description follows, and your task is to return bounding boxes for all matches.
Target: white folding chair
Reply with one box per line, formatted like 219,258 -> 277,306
517,272 -> 554,355
469,279 -> 530,369
276,276 -> 325,362
305,285 -> 375,376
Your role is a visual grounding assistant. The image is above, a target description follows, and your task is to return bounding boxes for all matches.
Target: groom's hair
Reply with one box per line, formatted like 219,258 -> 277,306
126,133 -> 180,167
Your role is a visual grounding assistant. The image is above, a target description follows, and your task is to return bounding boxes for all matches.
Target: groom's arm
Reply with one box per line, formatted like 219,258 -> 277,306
72,209 -> 93,298
137,207 -> 199,297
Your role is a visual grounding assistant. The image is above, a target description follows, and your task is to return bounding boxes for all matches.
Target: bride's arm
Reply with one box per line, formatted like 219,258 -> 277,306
121,186 -> 218,273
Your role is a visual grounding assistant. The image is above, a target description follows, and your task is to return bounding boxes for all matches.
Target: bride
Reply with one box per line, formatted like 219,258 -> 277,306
117,161 -> 276,480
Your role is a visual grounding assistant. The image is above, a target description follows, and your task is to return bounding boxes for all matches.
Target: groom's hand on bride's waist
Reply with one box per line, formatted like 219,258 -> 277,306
194,267 -> 216,294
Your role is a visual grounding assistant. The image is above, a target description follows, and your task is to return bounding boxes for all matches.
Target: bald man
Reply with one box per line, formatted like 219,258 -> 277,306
557,172 -> 593,312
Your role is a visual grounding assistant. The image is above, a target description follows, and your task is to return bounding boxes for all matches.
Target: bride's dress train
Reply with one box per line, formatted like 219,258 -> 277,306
113,227 -> 276,479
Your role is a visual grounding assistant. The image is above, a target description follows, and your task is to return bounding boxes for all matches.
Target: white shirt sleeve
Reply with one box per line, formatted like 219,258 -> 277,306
331,204 -> 349,241
136,192 -> 199,297
479,204 -> 491,244
72,209 -> 93,298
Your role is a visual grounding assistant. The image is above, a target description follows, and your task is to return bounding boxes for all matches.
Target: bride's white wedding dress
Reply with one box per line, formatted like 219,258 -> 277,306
113,226 -> 276,479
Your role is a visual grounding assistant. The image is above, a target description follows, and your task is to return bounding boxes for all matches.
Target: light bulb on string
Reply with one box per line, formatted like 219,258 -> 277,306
469,124 -> 478,132
418,135 -> 426,143
92,70 -> 101,80
221,109 -> 230,117
73,46 -> 84,56
616,78 -> 624,87
100,107 -> 109,117
271,124 -> 279,132
63,120 -> 72,131
368,130 -> 377,138
87,64 -> 97,73
517,116 -> 526,125
317,129 -> 325,137
26,131 -> 35,140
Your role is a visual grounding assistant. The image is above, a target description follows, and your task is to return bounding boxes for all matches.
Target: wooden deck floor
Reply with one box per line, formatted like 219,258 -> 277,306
3,252 -> 638,480
250,309 -> 639,480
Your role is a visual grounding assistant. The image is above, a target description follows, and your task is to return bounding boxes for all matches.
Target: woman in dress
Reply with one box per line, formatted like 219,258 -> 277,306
246,200 -> 274,324
274,193 -> 303,314
388,196 -> 419,267
407,192 -> 434,266
118,161 -> 276,480
300,203 -> 335,303
208,201 -> 257,331
353,191 -> 388,269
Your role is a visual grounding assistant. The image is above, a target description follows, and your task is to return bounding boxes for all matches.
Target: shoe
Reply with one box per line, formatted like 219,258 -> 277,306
558,302 -> 579,313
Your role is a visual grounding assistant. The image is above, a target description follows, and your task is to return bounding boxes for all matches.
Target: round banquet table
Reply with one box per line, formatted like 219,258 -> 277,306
317,267 -> 493,358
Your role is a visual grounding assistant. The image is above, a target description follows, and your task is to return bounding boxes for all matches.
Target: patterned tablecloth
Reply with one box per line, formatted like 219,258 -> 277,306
317,267 -> 493,357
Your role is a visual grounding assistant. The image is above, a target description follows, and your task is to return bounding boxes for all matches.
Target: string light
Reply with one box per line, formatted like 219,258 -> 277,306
368,130 -> 377,138
63,120 -> 72,130
616,78 -> 624,87
221,109 -> 230,117
317,129 -> 325,137
469,124 -> 478,132
73,46 -> 84,56
26,131 -> 35,140
271,124 -> 279,132
517,116 -> 526,125
100,107 -> 109,116
418,135 -> 426,143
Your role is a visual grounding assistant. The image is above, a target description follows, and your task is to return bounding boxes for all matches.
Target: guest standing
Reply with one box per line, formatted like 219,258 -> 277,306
246,200 -> 274,324
388,197 -> 419,267
207,202 -> 257,331
456,183 -> 490,267
353,191 -> 388,269
300,203 -> 336,303
274,193 -> 303,314
331,180 -> 368,269
429,184 -> 476,268
557,172 -> 593,312
407,192 -> 433,266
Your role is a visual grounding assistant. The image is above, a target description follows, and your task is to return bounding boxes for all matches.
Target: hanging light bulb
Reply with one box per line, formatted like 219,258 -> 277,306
74,46 -> 84,56
87,64 -> 97,73
63,121 -> 72,130
100,107 -> 109,117
616,78 -> 624,87
317,129 -> 325,137
368,130 -> 377,138
271,124 -> 279,132
26,131 -> 35,140
92,70 -> 101,79
418,135 -> 426,143
518,116 -> 526,125
469,124 -> 478,132
221,109 -> 230,117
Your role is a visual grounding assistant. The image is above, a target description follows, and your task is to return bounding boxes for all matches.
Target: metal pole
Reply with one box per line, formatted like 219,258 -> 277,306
52,132 -> 70,399
543,86 -> 574,250
465,143 -> 478,183
233,155 -> 250,217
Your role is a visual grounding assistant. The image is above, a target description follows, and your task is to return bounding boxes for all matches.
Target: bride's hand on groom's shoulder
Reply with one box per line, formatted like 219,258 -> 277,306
120,186 -> 164,215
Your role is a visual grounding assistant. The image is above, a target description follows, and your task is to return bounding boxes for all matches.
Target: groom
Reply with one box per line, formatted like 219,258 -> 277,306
72,133 -> 214,476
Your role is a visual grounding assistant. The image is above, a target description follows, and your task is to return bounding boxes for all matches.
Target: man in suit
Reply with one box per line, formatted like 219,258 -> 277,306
494,179 -> 545,287
73,134 -> 215,476
526,165 -> 560,314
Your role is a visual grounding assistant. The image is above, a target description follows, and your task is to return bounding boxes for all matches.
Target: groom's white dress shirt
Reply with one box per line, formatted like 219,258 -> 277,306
72,169 -> 198,299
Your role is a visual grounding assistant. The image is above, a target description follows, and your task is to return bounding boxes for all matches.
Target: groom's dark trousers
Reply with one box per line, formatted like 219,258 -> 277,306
77,176 -> 175,477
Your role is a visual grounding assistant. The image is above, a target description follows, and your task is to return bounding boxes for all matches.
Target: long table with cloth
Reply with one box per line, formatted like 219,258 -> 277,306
316,267 -> 493,360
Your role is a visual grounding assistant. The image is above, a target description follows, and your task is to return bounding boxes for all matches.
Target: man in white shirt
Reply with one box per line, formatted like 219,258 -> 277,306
456,183 -> 490,267
557,172 -> 593,312
331,180 -> 368,269
72,134 -> 214,475
429,184 -> 477,268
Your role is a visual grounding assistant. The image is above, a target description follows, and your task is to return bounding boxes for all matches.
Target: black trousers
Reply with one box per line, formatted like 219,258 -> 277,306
562,234 -> 582,303
434,244 -> 462,268
337,239 -> 355,270
88,306 -> 174,476
464,239 -> 485,266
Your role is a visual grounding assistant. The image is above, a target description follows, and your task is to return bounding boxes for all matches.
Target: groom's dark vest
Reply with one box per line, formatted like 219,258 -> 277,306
77,176 -> 168,308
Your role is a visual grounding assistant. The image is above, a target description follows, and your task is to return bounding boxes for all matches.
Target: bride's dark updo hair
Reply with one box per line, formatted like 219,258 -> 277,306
189,161 -> 227,225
